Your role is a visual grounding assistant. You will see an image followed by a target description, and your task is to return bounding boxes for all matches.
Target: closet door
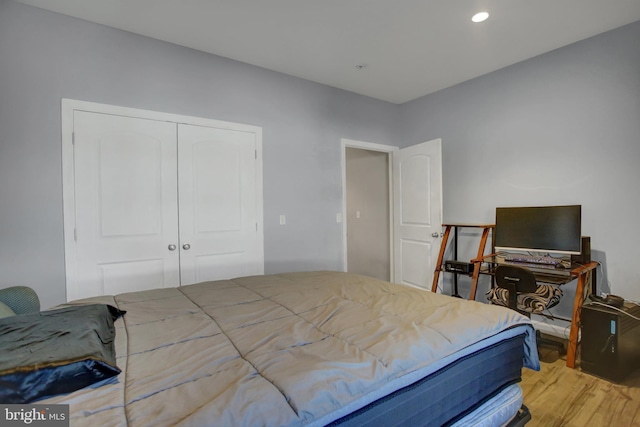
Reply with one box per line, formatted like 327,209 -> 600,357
177,124 -> 261,285
71,111 -> 180,300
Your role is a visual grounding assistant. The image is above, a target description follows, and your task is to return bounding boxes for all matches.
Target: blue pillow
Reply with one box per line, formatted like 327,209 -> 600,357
0,304 -> 125,403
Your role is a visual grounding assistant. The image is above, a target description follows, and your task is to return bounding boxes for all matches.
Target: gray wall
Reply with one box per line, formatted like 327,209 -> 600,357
0,0 -> 400,308
399,21 -> 640,314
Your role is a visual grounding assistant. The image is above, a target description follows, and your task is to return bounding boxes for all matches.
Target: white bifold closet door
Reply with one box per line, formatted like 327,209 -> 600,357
177,123 -> 259,286
71,110 -> 260,300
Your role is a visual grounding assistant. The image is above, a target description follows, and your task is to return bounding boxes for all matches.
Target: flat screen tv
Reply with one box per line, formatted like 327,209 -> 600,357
494,205 -> 582,255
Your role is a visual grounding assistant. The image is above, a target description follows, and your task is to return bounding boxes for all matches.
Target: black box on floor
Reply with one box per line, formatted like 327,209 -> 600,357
580,302 -> 640,382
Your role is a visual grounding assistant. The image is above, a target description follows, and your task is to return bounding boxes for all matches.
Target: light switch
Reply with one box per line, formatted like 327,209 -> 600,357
356,210 -> 361,219
279,215 -> 286,225
336,213 -> 342,223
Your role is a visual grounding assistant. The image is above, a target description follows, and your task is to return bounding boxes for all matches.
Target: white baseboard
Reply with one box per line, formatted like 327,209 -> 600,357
530,317 -> 571,339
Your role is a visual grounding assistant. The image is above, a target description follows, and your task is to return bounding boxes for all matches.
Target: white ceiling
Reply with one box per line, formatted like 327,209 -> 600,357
14,0 -> 640,104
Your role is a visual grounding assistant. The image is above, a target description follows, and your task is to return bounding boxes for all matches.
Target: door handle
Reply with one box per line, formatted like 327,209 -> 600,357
168,244 -> 177,251
431,232 -> 441,238
182,243 -> 191,250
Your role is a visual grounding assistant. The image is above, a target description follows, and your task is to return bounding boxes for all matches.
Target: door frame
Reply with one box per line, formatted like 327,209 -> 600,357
341,138 -> 444,286
61,99 -> 264,300
341,138 -> 397,279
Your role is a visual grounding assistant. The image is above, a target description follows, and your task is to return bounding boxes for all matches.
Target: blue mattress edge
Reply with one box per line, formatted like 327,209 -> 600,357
309,323 -> 537,427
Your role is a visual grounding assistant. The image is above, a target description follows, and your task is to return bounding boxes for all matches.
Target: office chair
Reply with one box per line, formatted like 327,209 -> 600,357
487,265 -> 566,357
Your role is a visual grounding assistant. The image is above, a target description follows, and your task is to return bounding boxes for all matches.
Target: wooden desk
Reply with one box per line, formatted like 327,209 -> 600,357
566,261 -> 598,368
475,255 -> 598,369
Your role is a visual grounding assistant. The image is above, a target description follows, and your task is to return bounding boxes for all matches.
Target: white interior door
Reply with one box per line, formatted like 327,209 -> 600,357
177,124 -> 262,285
392,139 -> 443,290
71,111 -> 180,300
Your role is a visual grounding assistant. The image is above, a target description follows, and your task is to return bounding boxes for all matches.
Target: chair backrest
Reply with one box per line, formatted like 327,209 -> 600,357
494,265 -> 538,311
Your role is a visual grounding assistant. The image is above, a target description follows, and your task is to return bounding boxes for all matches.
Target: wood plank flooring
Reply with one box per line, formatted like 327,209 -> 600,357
520,342 -> 640,426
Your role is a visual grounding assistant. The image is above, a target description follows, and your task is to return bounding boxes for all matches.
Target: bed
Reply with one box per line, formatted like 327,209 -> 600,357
2,271 -> 539,426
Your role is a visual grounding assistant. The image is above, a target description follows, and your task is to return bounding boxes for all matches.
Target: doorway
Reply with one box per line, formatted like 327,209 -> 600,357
345,147 -> 391,281
341,138 -> 443,290
342,139 -> 395,281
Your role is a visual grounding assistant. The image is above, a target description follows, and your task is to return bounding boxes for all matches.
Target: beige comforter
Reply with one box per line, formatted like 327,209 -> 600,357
44,271 -> 538,426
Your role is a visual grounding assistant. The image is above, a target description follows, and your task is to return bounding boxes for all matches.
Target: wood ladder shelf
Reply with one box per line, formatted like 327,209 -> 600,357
431,223 -> 494,300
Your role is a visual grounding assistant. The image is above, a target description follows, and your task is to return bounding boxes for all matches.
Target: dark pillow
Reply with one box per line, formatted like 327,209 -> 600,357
0,304 -> 125,403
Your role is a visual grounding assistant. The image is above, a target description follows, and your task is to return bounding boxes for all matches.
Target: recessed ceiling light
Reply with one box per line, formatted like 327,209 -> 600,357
471,12 -> 489,23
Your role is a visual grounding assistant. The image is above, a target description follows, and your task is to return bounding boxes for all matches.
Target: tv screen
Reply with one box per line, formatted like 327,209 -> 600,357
494,205 -> 582,255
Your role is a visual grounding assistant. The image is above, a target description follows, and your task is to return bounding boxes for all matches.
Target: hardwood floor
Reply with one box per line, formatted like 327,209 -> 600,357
520,343 -> 640,426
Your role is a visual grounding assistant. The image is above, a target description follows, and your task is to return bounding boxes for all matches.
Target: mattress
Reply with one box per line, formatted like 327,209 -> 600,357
330,333 -> 526,426
40,271 -> 539,426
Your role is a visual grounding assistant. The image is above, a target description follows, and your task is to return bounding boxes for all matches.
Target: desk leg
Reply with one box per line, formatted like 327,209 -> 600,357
468,227 -> 491,301
566,271 -> 588,368
431,226 -> 452,293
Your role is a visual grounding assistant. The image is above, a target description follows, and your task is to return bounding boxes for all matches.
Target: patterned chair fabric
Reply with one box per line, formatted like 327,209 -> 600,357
0,286 -> 40,316
486,284 -> 562,314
